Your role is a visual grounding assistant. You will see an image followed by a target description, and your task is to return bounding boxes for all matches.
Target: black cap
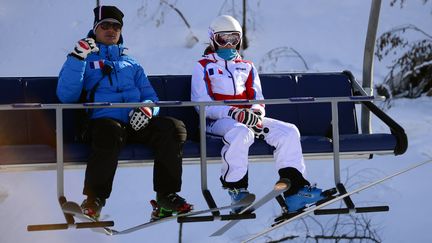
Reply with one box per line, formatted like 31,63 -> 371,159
93,6 -> 124,30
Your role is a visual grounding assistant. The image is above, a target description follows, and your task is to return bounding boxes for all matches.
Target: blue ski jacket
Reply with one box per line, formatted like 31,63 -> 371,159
57,32 -> 159,124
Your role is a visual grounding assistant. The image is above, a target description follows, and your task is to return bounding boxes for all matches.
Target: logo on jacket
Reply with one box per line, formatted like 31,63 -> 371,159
208,68 -> 223,76
89,60 -> 105,70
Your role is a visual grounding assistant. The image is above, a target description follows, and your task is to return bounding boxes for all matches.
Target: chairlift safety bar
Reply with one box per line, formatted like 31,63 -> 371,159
0,95 -> 385,202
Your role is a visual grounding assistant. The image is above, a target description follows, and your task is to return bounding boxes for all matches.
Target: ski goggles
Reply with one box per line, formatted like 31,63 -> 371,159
99,22 -> 122,32
213,32 -> 241,47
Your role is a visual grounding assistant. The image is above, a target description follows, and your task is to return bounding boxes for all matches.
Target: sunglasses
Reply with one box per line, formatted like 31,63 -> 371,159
214,32 -> 241,47
99,22 -> 122,32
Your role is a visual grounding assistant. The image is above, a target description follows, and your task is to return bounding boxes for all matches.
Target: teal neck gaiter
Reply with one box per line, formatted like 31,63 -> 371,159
216,48 -> 238,61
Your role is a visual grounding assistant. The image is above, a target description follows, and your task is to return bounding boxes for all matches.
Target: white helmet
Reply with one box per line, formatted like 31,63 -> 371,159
209,15 -> 242,36
209,15 -> 243,50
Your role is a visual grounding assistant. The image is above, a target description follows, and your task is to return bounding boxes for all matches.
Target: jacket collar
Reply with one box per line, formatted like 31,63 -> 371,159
204,52 -> 242,62
97,44 -> 124,60
86,30 -> 125,60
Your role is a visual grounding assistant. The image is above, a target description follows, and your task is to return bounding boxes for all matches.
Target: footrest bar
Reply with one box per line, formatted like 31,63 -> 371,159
314,206 -> 389,215
27,221 -> 114,231
220,213 -> 256,221
177,213 -> 256,223
177,215 -> 215,223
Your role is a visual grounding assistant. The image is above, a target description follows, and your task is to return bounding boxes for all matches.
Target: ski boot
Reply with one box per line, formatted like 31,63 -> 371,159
81,197 -> 105,220
151,193 -> 193,220
228,188 -> 251,214
284,185 -> 326,213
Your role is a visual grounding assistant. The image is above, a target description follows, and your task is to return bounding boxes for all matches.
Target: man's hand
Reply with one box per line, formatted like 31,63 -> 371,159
70,38 -> 99,60
129,107 -> 153,131
228,107 -> 261,127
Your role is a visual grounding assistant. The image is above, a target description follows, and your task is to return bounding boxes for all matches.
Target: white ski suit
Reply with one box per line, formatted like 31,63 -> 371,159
191,52 -> 306,187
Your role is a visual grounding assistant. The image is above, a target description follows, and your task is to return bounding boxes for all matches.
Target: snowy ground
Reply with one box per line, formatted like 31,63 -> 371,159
1,1 -> 431,243
1,0 -> 430,80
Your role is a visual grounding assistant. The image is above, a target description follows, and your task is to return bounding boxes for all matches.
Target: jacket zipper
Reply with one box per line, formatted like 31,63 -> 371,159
224,60 -> 236,97
106,47 -> 113,87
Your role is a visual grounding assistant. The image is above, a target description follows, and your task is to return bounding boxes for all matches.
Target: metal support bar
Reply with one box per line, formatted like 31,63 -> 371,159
361,0 -> 382,134
199,106 -> 208,192
56,108 -> 65,199
198,105 -> 219,214
331,101 -> 341,184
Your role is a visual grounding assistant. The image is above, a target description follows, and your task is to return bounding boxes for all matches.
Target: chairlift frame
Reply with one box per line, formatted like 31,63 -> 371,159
0,0 -> 410,233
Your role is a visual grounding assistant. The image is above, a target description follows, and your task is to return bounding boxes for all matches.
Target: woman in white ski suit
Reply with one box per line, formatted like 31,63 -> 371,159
191,15 -> 311,197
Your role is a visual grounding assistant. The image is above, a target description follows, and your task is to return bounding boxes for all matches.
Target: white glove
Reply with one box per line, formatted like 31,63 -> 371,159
70,38 -> 99,60
129,107 -> 153,131
228,107 -> 261,127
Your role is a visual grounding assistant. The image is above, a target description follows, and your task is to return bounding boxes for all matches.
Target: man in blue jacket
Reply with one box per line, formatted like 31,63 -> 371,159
57,5 -> 192,220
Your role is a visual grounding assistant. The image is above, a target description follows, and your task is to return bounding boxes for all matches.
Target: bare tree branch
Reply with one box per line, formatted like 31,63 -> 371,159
159,0 -> 192,29
257,47 -> 309,72
376,22 -> 432,99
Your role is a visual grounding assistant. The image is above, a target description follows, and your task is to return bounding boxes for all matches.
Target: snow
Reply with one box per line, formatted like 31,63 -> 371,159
0,1 -> 431,243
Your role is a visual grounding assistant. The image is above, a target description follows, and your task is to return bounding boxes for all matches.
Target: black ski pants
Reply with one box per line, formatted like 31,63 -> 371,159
83,116 -> 187,199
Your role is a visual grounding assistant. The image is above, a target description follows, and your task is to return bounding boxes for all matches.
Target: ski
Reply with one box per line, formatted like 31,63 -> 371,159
109,193 -> 256,235
273,187 -> 338,222
210,178 -> 290,237
61,201 -> 114,235
61,193 -> 254,235
241,159 -> 432,243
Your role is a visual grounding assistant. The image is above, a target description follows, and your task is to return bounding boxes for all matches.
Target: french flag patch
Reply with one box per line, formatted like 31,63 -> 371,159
208,68 -> 223,76
90,60 -> 104,70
